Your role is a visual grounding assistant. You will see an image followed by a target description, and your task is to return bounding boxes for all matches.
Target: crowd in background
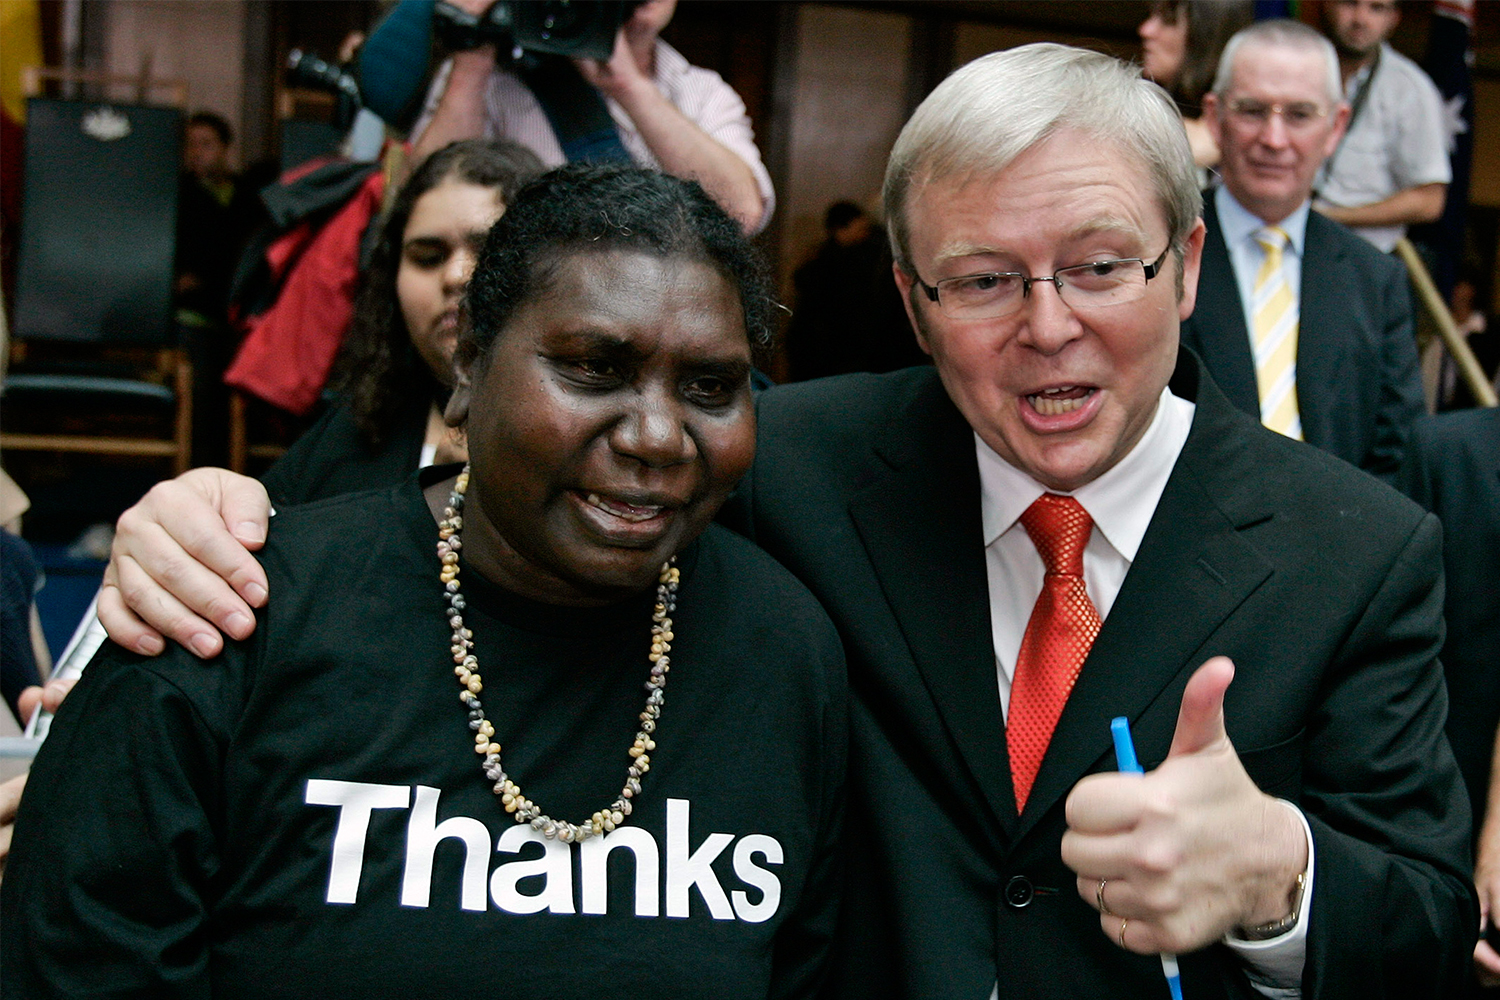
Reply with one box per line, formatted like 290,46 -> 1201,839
0,1 -> 1498,997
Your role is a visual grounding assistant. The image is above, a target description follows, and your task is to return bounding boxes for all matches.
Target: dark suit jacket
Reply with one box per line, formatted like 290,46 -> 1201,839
723,353 -> 1473,1000
1180,196 -> 1424,480
1399,407 -> 1500,846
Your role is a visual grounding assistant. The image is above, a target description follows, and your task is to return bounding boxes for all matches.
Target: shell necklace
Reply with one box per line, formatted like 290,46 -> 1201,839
438,464 -> 678,843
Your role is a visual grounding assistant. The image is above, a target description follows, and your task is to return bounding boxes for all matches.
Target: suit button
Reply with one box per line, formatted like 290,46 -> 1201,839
1005,875 -> 1034,909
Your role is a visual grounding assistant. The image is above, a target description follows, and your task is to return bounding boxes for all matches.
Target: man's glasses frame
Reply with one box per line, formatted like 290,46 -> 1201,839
910,246 -> 1172,321
1223,97 -> 1332,132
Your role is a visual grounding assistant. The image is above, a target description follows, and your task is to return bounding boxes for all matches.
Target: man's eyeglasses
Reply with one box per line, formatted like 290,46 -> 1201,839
1225,98 -> 1330,132
910,247 -> 1172,321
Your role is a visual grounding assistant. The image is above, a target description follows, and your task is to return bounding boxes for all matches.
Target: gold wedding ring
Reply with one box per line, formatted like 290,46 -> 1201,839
1096,878 -> 1112,915
1118,918 -> 1129,949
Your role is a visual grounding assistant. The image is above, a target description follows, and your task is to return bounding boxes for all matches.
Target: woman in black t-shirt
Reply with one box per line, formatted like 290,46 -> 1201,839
3,165 -> 845,999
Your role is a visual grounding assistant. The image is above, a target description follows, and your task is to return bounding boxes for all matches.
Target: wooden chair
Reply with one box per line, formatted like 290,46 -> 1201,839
1,72 -> 195,475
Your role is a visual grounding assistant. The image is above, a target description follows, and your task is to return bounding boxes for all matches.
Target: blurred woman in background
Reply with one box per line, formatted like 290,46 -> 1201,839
1139,0 -> 1254,170
262,137 -> 544,506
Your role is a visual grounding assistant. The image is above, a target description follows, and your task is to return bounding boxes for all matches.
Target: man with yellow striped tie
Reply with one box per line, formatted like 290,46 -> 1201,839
1183,19 -> 1423,481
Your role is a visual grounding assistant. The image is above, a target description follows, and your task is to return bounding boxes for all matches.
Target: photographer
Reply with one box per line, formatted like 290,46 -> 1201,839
411,0 -> 772,233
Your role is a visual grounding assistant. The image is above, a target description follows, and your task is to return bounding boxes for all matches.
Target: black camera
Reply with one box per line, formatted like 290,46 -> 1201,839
286,50 -> 362,102
285,49 -> 363,131
432,1 -> 643,63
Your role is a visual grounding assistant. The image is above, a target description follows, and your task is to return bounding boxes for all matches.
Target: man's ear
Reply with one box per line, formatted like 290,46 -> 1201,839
891,260 -> 933,356
1177,217 -> 1207,322
1201,92 -> 1225,150
446,356 -> 474,428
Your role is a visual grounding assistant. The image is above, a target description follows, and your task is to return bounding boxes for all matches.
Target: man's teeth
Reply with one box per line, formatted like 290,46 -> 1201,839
1026,388 -> 1092,416
586,493 -> 664,522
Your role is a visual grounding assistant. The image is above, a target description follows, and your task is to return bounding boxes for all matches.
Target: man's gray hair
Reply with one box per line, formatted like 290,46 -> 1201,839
882,42 -> 1201,272
1211,19 -> 1343,105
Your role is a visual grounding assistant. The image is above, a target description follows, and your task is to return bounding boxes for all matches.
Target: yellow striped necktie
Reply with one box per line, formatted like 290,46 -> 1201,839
1251,227 -> 1303,440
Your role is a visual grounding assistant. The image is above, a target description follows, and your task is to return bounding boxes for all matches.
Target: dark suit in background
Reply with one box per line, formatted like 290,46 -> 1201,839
723,352 -> 1473,999
786,222 -> 928,382
1181,195 -> 1424,480
1399,407 -> 1500,846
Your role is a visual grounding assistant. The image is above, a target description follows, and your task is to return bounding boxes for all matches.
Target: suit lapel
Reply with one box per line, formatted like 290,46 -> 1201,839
847,375 -> 1020,831
1295,212 -> 1353,449
1015,355 -> 1274,838
840,359 -> 1278,842
1190,198 -> 1261,417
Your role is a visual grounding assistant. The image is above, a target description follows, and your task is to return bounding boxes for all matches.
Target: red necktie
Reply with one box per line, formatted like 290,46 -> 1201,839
1008,494 -> 1102,813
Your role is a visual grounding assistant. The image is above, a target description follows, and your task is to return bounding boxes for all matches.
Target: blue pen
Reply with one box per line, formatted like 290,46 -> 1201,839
1110,716 -> 1184,1000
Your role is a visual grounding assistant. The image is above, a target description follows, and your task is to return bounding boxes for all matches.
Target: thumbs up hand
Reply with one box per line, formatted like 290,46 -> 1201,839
1060,657 -> 1309,954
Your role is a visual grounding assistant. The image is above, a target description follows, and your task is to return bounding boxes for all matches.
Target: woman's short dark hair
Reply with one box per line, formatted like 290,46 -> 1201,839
462,164 -> 774,369
336,138 -> 545,447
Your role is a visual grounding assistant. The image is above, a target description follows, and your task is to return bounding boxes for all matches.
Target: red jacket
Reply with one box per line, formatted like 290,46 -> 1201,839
223,168 -> 385,415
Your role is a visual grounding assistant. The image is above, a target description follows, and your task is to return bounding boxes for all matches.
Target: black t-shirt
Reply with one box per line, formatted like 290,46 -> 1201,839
3,474 -> 846,999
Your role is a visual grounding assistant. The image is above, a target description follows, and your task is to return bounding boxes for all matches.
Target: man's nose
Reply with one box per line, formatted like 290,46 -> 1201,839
1259,112 -> 1291,148
1017,279 -> 1083,354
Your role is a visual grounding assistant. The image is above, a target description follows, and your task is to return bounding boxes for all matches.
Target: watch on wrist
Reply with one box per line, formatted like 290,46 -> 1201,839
1237,871 -> 1307,941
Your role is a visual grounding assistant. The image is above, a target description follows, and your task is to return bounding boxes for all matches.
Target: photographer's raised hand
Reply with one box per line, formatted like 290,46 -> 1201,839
572,2 -> 765,231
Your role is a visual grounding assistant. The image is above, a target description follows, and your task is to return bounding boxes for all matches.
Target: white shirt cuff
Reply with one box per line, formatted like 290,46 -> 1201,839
1222,799 -> 1314,998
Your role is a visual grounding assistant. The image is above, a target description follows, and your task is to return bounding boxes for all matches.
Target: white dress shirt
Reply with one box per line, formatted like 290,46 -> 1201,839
977,387 -> 1311,998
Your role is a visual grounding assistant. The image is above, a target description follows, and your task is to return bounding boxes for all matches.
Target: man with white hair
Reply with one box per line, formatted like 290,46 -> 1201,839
1184,19 -> 1423,480
737,41 -> 1469,998
79,41 -> 1474,1000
